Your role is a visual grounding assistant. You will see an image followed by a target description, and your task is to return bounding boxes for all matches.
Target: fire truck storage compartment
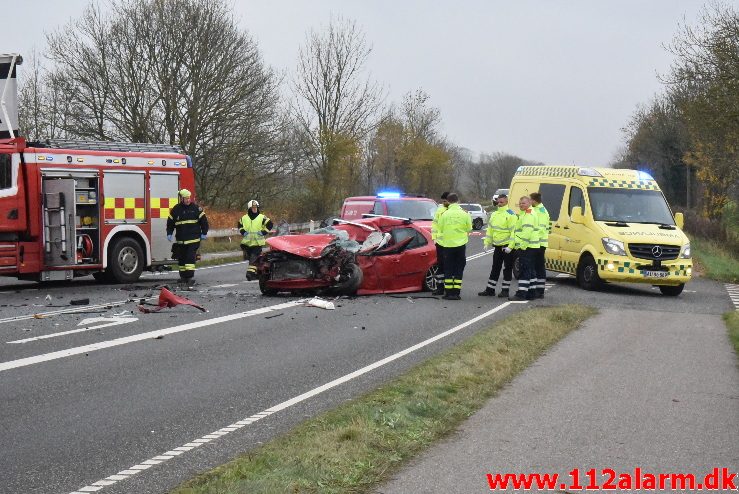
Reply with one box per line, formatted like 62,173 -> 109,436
41,171 -> 100,267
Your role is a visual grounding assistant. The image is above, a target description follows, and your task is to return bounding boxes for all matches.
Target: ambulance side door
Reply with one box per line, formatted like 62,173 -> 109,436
538,183 -> 566,264
559,184 -> 589,273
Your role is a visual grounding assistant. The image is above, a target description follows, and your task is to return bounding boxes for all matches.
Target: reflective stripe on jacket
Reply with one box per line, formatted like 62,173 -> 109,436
431,204 -> 447,243
511,209 -> 540,250
437,203 -> 472,248
534,204 -> 550,248
239,213 -> 270,247
484,207 -> 516,247
166,202 -> 208,244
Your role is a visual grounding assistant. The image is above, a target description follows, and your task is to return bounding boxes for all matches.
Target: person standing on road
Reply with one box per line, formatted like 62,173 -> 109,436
509,196 -> 540,301
478,193 -> 517,298
238,200 -> 273,280
437,193 -> 472,300
529,192 -> 550,298
166,189 -> 209,287
430,191 -> 450,295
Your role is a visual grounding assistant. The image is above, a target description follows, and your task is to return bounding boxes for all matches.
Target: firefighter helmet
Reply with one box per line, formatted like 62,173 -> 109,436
179,188 -> 192,198
247,199 -> 259,209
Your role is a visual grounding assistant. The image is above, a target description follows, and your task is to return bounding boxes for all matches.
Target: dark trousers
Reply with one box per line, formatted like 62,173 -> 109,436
516,248 -> 537,298
533,246 -> 547,293
485,246 -> 515,291
242,245 -> 262,278
443,244 -> 467,294
178,242 -> 200,280
435,243 -> 445,285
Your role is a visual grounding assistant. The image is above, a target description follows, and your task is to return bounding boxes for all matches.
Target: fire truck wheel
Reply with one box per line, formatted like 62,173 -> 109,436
109,237 -> 144,283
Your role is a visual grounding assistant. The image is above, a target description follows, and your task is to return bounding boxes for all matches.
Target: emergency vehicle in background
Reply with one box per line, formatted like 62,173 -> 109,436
0,53 -> 195,283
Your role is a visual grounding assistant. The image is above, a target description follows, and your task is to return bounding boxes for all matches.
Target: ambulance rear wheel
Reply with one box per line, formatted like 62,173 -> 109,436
576,254 -> 602,291
658,284 -> 684,296
109,237 -> 144,283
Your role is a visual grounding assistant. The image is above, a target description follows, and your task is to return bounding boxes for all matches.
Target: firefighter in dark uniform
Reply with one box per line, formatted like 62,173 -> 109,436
166,189 -> 209,286
437,193 -> 472,300
238,199 -> 273,280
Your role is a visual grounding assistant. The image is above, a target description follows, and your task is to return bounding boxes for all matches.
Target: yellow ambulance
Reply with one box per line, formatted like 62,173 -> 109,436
509,166 -> 692,296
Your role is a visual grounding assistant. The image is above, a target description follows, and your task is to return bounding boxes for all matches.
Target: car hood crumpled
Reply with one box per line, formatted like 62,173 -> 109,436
266,234 -> 337,259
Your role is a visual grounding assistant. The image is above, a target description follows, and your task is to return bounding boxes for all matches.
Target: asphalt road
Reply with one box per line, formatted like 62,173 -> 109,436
0,238 -> 735,494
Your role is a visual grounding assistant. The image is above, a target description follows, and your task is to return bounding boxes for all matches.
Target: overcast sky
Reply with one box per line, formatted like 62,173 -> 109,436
3,0 -> 711,166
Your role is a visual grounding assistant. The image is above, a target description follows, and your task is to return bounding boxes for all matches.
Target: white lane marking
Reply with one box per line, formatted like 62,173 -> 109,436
466,250 -> 493,261
68,300 -> 518,494
0,300 -> 304,373
7,318 -> 137,344
142,261 -> 248,278
211,284 -> 238,288
0,298 -> 154,326
726,283 -> 739,310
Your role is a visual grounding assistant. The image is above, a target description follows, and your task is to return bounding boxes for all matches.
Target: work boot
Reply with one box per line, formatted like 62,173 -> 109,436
509,291 -> 528,301
498,289 -> 509,298
536,289 -> 545,298
478,288 -> 495,296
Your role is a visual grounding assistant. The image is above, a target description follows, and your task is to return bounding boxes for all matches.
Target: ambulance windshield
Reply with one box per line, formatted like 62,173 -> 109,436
588,188 -> 675,226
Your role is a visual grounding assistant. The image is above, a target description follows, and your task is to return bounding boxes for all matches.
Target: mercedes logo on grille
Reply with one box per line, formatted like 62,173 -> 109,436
652,245 -> 663,258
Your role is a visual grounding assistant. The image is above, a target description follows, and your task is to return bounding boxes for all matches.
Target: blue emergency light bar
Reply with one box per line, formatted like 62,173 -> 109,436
637,170 -> 654,181
377,191 -> 401,198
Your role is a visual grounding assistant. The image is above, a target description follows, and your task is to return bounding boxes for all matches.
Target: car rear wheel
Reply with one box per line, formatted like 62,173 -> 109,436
658,284 -> 684,296
423,265 -> 439,291
576,254 -> 602,291
472,217 -> 483,230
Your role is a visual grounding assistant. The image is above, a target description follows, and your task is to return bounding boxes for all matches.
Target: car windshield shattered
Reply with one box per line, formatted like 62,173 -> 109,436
588,188 -> 675,225
308,226 -> 361,252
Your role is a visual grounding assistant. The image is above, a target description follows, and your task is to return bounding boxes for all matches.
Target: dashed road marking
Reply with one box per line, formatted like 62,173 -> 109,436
0,300 -> 304,373
726,283 -> 739,310
7,318 -> 137,344
68,301 -> 518,494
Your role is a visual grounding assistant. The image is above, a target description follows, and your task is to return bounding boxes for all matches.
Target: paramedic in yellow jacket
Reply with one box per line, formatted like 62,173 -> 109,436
430,191 -> 450,295
436,193 -> 472,300
238,200 -> 273,280
509,196 -> 540,301
530,191 -> 550,298
478,193 -> 517,298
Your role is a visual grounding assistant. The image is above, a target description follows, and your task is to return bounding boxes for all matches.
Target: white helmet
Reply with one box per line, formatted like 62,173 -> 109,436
247,199 -> 259,208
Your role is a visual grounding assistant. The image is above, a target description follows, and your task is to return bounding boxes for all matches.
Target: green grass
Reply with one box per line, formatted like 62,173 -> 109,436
725,311 -> 739,357
691,236 -> 739,283
172,304 -> 596,494
199,237 -> 243,254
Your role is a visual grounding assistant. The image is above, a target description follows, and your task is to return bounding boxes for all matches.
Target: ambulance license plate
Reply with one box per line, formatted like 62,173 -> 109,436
642,270 -> 668,278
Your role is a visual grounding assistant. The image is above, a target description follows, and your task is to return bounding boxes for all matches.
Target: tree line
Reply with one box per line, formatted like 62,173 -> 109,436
18,0 -> 536,220
615,2 -> 738,221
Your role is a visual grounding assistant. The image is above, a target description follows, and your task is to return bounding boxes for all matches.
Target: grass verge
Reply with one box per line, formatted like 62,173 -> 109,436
725,311 -> 739,357
691,237 -> 739,283
172,304 -> 596,494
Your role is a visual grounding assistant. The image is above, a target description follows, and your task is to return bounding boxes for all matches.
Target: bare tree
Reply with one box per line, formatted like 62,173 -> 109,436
292,17 -> 384,216
42,0 -> 285,207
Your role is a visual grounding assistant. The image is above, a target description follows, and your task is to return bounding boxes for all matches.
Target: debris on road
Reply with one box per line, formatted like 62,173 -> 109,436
265,313 -> 284,319
138,287 -> 206,313
77,316 -> 137,326
70,298 -> 90,306
304,297 -> 335,310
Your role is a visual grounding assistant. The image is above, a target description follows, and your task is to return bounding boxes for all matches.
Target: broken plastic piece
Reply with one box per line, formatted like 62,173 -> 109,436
138,287 -> 206,313
305,297 -> 335,310
70,298 -> 89,306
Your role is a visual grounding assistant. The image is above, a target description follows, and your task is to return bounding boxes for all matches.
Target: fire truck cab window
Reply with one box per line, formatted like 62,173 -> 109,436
0,155 -> 11,189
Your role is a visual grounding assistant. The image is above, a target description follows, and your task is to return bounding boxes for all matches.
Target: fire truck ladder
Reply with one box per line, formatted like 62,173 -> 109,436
32,139 -> 184,154
44,191 -> 69,260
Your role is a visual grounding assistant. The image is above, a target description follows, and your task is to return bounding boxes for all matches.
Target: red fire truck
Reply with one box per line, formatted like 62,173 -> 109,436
0,53 -> 196,283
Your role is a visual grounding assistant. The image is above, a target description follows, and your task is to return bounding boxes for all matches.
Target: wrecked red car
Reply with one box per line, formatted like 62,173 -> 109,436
255,216 -> 439,295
